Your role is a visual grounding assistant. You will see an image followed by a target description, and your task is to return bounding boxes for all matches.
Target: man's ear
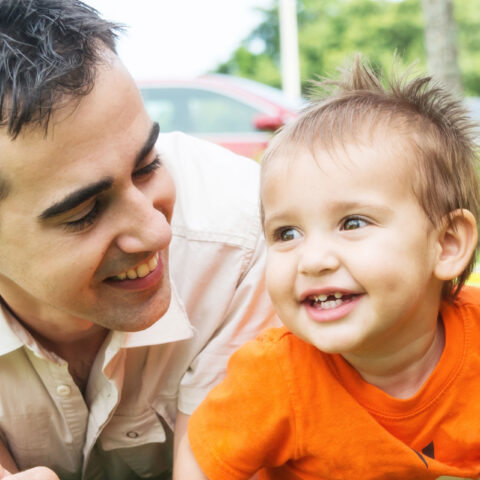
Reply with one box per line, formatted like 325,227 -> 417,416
434,209 -> 478,281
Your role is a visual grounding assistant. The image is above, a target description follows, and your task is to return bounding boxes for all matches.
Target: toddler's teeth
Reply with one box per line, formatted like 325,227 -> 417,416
334,292 -> 343,299
127,269 -> 137,279
117,272 -> 127,280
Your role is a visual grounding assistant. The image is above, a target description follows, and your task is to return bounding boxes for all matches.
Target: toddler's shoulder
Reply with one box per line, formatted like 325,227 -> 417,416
256,326 -> 292,344
453,285 -> 480,309
442,286 -> 480,328
236,327 -> 319,366
254,326 -> 312,350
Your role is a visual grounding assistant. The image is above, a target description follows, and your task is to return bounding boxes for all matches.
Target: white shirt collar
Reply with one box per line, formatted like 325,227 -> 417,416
121,281 -> 194,348
0,301 -> 23,355
0,281 -> 194,357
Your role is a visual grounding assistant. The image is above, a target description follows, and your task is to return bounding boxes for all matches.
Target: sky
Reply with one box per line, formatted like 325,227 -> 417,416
84,0 -> 271,81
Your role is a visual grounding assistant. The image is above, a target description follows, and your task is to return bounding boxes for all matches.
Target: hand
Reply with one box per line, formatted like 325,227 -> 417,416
0,466 -> 59,480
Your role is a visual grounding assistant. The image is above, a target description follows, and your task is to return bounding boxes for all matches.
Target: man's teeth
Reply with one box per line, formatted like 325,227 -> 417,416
310,292 -> 345,309
113,253 -> 159,280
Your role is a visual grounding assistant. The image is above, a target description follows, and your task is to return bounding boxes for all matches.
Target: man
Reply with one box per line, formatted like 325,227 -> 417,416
0,1 -> 274,479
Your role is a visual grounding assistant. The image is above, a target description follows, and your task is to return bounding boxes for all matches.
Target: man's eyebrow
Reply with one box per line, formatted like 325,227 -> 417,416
135,122 -> 160,168
38,178 -> 113,221
38,123 -> 160,222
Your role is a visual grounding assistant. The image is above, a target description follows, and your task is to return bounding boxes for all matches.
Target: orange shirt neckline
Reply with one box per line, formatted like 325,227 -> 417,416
324,299 -> 467,419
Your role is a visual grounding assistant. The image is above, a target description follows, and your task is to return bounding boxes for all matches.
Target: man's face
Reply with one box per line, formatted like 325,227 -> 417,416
0,54 -> 176,339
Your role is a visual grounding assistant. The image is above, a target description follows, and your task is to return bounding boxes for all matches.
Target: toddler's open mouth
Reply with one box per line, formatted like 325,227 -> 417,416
307,292 -> 358,310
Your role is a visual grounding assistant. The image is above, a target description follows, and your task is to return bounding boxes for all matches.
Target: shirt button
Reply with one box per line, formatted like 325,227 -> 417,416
126,431 -> 139,439
56,385 -> 71,396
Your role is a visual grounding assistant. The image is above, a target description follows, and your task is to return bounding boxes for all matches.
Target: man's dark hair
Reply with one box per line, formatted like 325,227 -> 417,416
0,0 -> 123,138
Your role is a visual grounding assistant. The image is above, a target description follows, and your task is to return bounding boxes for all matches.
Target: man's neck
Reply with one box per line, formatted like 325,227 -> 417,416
36,327 -> 109,394
1,298 -> 110,394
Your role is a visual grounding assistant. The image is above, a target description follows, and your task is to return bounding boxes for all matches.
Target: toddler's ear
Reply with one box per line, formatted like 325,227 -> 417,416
434,209 -> 478,281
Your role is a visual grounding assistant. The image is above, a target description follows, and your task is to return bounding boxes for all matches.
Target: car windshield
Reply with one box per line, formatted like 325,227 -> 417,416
141,86 -> 265,134
208,74 -> 304,111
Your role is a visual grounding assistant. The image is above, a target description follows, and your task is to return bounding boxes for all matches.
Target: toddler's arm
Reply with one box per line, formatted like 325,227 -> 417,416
183,331 -> 295,479
173,411 -> 208,480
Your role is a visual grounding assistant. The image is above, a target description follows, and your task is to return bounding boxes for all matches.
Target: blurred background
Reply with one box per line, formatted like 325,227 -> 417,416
83,0 -> 271,80
84,0 -> 480,284
84,0 -> 480,160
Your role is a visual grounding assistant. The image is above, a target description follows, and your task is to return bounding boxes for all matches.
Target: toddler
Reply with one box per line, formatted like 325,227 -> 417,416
176,57 -> 480,479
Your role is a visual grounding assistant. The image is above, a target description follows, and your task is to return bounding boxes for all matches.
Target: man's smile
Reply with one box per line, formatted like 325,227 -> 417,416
109,252 -> 160,281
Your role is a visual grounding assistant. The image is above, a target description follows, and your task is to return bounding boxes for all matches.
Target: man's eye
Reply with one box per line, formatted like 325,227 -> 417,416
63,202 -> 100,233
133,155 -> 161,178
275,227 -> 302,242
341,216 -> 368,231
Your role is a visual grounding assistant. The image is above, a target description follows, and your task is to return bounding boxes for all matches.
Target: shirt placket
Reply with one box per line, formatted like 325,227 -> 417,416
82,333 -> 126,480
25,348 -> 89,472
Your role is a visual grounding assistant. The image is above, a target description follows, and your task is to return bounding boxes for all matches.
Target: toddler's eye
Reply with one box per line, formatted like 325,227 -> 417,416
341,217 -> 368,231
276,227 -> 302,242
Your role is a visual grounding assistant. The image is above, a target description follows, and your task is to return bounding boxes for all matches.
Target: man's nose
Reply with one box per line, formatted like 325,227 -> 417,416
297,235 -> 340,276
114,187 -> 173,254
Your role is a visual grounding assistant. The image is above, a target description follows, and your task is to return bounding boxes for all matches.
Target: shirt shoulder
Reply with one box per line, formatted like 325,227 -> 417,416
443,285 -> 480,327
240,327 -> 309,358
157,132 -> 261,249
189,328 -> 300,478
227,327 -> 322,391
451,285 -> 480,307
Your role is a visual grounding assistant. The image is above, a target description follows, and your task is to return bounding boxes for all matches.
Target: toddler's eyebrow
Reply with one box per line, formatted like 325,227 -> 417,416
264,201 -> 392,225
330,201 -> 393,216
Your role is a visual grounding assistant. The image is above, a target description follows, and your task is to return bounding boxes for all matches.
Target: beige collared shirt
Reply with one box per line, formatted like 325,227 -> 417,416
0,133 -> 275,480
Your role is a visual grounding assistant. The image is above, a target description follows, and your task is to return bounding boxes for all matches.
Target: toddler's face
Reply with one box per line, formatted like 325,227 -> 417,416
261,138 -> 444,359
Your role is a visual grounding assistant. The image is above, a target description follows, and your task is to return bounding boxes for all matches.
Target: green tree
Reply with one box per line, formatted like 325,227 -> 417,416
215,0 -> 480,96
216,5 -> 283,88
421,0 -> 462,94
297,0 -> 424,85
455,0 -> 480,95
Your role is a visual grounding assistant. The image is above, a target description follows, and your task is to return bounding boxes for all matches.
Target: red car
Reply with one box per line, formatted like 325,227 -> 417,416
139,74 -> 301,160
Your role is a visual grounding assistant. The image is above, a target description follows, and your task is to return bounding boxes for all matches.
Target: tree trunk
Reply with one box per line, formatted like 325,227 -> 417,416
421,0 -> 462,95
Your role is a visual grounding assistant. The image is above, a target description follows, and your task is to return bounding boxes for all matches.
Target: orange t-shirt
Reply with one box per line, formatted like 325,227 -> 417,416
189,286 -> 480,479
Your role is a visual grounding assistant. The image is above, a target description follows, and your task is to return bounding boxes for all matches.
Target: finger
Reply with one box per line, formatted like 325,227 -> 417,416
0,465 -> 12,479
7,467 -> 59,480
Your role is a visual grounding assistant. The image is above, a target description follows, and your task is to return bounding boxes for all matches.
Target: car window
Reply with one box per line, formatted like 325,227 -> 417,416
140,87 -> 262,134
